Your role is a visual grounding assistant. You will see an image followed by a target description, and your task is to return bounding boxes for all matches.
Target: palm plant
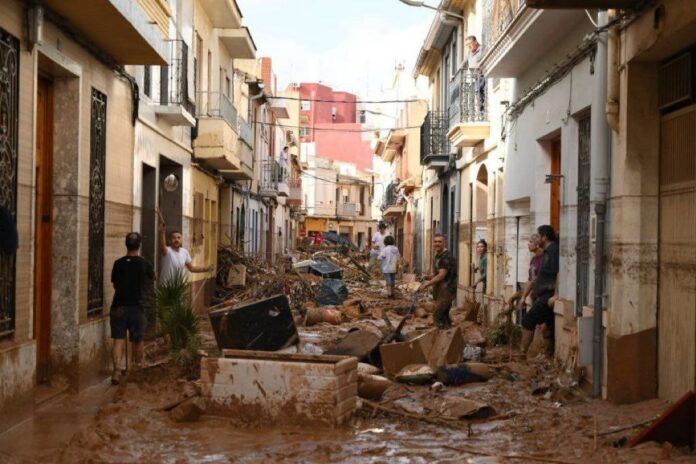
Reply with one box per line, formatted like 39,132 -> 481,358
147,269 -> 201,366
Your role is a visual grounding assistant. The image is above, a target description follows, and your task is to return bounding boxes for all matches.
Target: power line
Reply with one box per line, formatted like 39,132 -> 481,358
268,95 -> 421,104
254,120 -> 420,133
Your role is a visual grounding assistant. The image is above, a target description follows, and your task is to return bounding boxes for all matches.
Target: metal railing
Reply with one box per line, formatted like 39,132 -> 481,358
337,203 -> 359,217
261,159 -> 289,191
196,91 -> 238,131
159,39 -> 195,115
420,110 -> 450,164
239,117 -> 254,148
381,181 -> 404,211
449,68 -> 487,128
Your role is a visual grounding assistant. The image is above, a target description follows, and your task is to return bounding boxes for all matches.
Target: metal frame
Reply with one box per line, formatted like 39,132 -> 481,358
0,28 -> 19,337
87,88 -> 107,316
420,110 -> 450,165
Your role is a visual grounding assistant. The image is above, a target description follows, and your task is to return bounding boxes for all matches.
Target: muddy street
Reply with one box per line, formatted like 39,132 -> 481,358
0,253 -> 692,463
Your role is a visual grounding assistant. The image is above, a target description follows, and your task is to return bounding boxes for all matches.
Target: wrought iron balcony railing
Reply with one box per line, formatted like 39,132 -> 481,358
196,91 -> 238,131
420,110 -> 450,166
159,39 -> 195,115
449,68 -> 488,128
261,158 -> 289,191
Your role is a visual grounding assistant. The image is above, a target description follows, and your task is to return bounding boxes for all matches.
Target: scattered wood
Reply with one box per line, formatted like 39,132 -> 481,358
361,399 -> 466,430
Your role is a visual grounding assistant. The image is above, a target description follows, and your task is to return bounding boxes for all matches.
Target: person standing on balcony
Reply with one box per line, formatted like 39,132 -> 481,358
465,35 -> 486,115
368,221 -> 388,274
279,146 -> 289,180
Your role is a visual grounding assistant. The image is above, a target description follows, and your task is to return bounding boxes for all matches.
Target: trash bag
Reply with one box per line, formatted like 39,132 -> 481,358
323,231 -> 357,250
436,363 -> 490,386
316,279 -> 349,306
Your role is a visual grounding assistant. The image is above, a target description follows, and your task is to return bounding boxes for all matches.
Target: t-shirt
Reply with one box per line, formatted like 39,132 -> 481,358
529,253 -> 543,282
372,231 -> 386,251
379,245 -> 400,274
434,249 -> 458,296
159,246 -> 192,285
111,255 -> 154,307
478,254 -> 487,281
534,241 -> 559,295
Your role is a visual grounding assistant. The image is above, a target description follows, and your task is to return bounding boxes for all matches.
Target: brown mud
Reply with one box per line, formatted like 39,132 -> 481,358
0,275 -> 693,463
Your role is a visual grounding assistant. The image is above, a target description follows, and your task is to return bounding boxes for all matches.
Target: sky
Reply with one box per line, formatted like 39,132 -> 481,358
236,0 -> 434,108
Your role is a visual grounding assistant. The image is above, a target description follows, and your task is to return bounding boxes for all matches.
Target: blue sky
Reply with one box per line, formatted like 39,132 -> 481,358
236,0 -> 433,100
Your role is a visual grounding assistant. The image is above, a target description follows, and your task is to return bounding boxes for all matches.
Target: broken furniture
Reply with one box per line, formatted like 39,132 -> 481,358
209,295 -> 298,351
201,350 -> 358,426
316,278 -> 349,306
380,328 -> 464,378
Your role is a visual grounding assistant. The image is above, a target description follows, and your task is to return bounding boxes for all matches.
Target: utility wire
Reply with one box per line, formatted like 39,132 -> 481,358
267,95 -> 421,104
253,120 -> 420,133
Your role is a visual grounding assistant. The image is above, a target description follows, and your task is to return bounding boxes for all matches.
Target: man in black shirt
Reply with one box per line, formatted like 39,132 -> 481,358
110,232 -> 154,384
521,225 -> 559,353
419,233 -> 458,329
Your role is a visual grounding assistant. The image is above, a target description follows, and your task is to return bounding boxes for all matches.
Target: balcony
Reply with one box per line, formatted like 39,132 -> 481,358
288,177 -> 302,206
481,3 -> 586,78
218,27 -> 257,59
381,182 -> 406,219
199,0 -> 242,28
269,97 -> 289,119
447,69 -> 490,148
194,91 -> 241,172
383,130 -> 406,163
420,111 -> 451,168
337,203 -> 360,218
260,159 -> 290,197
42,0 -> 169,64
154,40 -> 195,127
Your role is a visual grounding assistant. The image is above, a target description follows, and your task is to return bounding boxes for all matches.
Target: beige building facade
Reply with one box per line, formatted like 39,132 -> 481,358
0,0 -> 169,432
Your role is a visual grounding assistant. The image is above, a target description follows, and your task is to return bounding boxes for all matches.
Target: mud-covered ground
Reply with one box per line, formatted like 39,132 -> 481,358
1,281 -> 693,463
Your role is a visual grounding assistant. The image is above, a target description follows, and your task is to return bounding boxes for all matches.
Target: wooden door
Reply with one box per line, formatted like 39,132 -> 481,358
35,76 -> 54,384
550,139 -> 561,233
658,104 -> 696,402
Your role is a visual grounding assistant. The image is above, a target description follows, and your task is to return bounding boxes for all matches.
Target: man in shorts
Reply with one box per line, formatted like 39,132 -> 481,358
521,225 -> 559,354
110,232 -> 154,384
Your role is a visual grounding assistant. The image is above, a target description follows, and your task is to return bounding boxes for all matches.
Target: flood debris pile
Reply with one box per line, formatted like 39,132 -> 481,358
40,247 -> 694,463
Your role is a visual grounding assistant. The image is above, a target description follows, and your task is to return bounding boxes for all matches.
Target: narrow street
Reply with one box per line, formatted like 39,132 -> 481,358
1,0 -> 696,462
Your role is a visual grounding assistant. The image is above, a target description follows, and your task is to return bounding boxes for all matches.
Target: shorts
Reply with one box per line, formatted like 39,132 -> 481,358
110,305 -> 146,342
521,292 -> 554,331
384,273 -> 396,286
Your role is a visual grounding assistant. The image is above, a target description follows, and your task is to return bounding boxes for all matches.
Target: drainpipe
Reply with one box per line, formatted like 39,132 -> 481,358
606,10 -> 620,132
590,10 -> 610,399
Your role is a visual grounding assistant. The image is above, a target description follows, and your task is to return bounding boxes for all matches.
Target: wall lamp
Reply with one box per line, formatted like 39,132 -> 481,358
545,174 -> 564,184
397,0 -> 465,20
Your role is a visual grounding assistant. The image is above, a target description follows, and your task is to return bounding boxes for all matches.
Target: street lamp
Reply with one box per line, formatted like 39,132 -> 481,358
397,0 -> 465,20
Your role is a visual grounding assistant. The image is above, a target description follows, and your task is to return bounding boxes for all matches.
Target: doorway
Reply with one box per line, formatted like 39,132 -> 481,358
550,139 -> 561,233
658,104 -> 696,401
576,116 -> 591,313
35,76 -> 54,384
141,164 -> 157,272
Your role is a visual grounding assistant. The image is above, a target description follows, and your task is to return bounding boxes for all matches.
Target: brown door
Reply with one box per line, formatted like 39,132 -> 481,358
35,76 -> 54,384
658,104 -> 696,402
550,139 -> 561,233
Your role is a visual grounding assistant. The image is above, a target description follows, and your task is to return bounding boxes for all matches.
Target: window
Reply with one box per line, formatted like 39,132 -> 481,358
300,127 -> 310,137
451,33 -> 457,76
226,76 -> 231,98
88,88 -> 107,316
143,66 -> 151,98
301,100 -> 311,111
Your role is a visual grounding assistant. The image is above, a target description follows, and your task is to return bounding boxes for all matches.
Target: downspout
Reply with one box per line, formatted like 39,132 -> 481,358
606,9 -> 620,132
590,11 -> 611,399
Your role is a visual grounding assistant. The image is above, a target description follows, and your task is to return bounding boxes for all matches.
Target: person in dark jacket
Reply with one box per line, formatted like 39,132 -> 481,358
419,233 -> 458,329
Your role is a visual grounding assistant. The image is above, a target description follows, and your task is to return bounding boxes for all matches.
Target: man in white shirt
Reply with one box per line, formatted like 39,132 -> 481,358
158,222 -> 212,285
368,222 -> 388,274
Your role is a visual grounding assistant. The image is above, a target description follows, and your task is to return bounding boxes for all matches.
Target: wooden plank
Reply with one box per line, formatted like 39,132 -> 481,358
222,349 -> 350,364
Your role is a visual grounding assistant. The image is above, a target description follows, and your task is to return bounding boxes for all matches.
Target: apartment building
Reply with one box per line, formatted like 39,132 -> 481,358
0,0 -> 169,432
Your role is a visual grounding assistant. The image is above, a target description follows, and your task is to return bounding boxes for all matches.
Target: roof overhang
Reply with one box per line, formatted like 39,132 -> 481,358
480,7 -> 586,78
218,27 -> 257,59
42,0 -> 169,64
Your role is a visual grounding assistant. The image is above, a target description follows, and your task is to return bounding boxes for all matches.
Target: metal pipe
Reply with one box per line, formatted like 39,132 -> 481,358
590,10 -> 610,399
606,9 -> 620,132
